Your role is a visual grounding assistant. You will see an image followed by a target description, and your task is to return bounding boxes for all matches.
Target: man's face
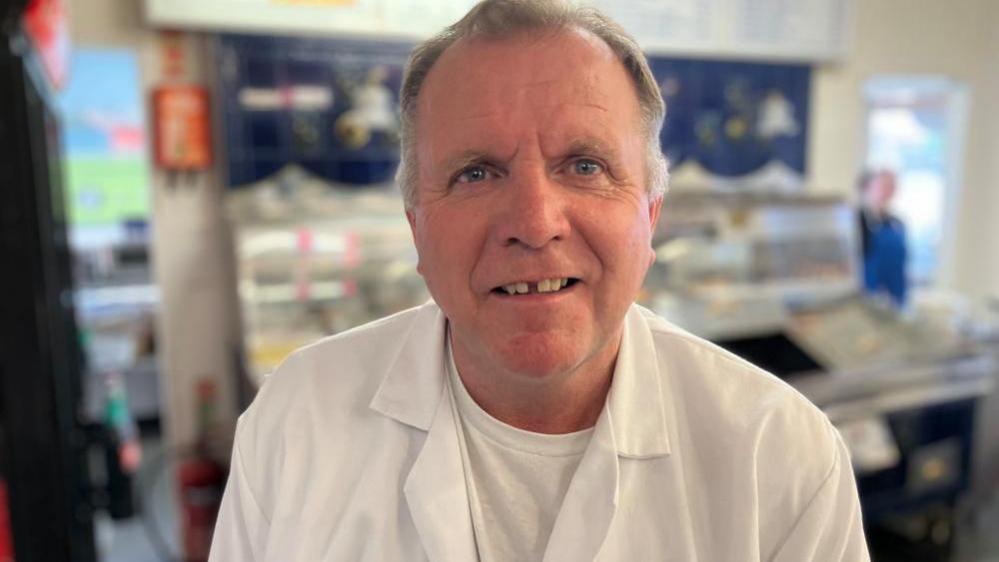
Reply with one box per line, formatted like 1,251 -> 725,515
407,28 -> 662,381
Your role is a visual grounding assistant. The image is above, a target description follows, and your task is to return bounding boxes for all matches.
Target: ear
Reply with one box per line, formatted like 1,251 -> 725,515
406,209 -> 424,276
648,195 -> 663,234
647,196 -> 663,266
406,209 -> 417,237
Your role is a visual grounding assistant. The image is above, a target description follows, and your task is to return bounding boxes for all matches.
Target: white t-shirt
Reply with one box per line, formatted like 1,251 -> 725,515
446,343 -> 594,562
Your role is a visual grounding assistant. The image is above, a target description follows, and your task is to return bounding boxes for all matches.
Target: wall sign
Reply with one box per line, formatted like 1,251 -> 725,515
149,0 -> 851,62
152,85 -> 213,171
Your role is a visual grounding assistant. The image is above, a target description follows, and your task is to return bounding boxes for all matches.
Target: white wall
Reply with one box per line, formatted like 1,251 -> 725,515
67,0 -> 241,452
948,2 -> 999,300
808,0 -> 999,299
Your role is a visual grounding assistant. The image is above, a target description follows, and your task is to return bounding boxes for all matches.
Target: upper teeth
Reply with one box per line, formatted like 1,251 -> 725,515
502,278 -> 570,295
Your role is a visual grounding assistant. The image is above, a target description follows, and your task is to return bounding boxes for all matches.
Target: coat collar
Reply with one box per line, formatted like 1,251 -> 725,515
368,302 -> 448,431
368,301 -> 672,458
609,304 -> 672,458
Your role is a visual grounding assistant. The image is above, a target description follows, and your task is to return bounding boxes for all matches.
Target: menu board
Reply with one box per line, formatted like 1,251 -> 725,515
146,0 -> 851,62
583,0 -> 852,61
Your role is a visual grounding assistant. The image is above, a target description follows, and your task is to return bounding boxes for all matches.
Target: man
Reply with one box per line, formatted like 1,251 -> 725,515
210,1 -> 870,560
858,169 -> 908,307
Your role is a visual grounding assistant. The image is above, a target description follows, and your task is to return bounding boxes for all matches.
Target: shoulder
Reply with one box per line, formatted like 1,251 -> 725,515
639,306 -> 808,410
636,307 -> 847,547
230,303 -> 431,503
640,306 -> 826,416
248,303 -> 427,417
637,306 -> 841,487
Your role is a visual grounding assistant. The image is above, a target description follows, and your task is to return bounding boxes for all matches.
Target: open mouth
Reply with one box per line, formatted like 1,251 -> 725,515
491,277 -> 581,296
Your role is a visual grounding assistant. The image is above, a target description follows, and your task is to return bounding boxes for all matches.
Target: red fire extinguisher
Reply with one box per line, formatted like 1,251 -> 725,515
0,480 -> 13,562
177,380 -> 226,562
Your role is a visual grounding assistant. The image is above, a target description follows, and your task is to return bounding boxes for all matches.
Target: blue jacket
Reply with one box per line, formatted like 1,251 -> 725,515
860,211 -> 908,306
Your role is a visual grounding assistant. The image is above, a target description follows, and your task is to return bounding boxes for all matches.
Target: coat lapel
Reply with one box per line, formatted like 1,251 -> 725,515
402,385 -> 479,562
368,302 -> 478,562
543,306 -> 673,562
542,407 -> 619,562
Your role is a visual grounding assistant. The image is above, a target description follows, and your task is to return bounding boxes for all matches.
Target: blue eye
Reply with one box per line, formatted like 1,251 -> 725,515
456,166 -> 490,184
573,159 -> 603,176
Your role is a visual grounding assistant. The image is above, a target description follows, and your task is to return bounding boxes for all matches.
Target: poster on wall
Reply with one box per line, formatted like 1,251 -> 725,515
152,85 -> 213,171
217,34 -> 410,189
59,49 -> 150,227
650,58 -> 810,189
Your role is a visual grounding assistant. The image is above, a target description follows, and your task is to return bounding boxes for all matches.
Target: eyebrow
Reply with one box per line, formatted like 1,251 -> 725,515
441,149 -> 496,175
563,137 -> 622,163
438,136 -> 621,175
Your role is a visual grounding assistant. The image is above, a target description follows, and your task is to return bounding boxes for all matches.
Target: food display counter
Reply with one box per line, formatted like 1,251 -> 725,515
646,191 -> 995,559
715,297 -> 994,560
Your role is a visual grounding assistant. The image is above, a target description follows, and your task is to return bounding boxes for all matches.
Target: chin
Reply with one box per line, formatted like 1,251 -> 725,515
493,334 -> 587,381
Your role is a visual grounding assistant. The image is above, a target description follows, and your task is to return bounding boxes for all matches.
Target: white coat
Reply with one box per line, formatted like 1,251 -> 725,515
209,302 -> 870,561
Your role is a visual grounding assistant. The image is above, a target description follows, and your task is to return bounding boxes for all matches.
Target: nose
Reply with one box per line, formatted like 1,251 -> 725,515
494,167 -> 571,249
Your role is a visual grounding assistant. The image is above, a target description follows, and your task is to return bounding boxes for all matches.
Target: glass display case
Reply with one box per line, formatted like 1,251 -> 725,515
643,190 -> 859,339
229,168 -> 427,382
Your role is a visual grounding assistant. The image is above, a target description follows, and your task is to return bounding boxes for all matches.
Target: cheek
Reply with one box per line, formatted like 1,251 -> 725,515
598,216 -> 655,288
414,209 -> 484,289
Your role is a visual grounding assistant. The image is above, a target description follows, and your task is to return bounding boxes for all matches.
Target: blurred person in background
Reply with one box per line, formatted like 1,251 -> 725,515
209,1 -> 869,560
858,169 -> 909,308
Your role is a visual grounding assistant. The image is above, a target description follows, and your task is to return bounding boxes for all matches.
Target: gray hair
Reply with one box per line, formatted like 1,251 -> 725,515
396,0 -> 669,209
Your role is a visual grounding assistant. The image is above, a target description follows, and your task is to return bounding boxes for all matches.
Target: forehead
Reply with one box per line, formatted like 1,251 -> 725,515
415,28 -> 642,157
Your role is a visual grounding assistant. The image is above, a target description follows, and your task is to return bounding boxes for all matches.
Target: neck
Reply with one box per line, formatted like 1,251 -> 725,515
449,331 -> 619,434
